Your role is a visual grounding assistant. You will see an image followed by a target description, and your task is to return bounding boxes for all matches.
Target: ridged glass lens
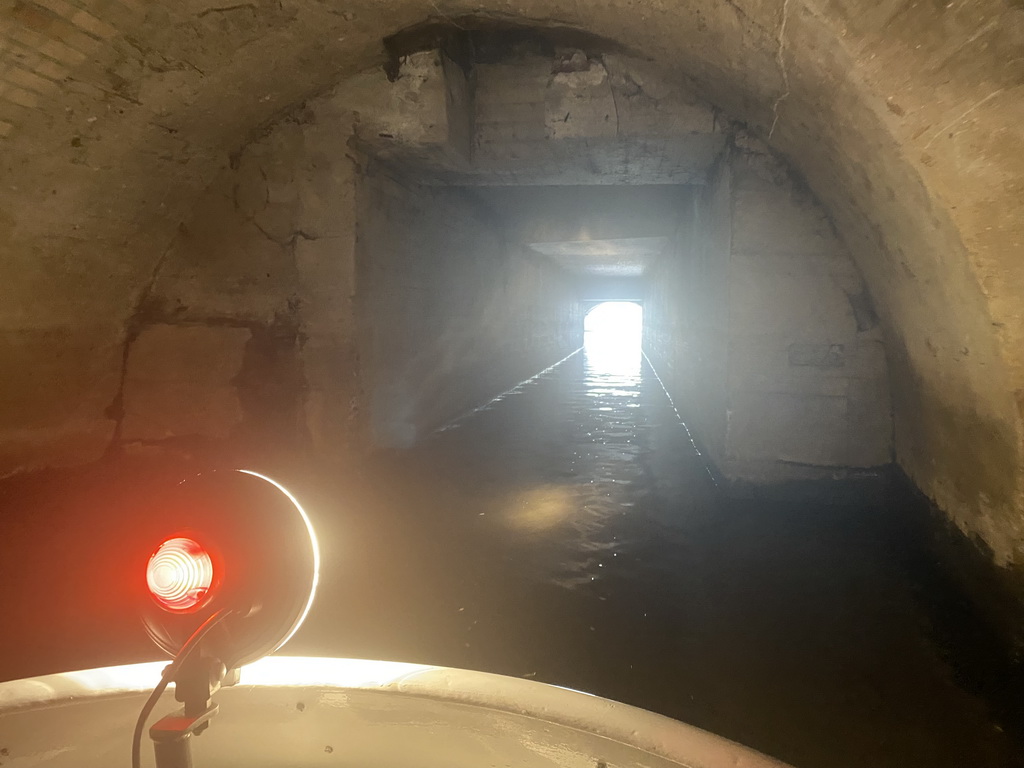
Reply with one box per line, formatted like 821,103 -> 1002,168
147,537 -> 214,612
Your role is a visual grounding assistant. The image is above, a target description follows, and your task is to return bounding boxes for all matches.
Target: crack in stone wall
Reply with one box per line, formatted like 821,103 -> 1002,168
768,0 -> 791,139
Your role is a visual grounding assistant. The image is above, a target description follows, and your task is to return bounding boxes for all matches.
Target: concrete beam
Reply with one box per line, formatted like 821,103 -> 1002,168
354,50 -> 725,185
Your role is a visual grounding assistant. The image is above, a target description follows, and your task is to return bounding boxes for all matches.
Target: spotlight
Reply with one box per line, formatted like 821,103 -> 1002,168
132,469 -> 319,768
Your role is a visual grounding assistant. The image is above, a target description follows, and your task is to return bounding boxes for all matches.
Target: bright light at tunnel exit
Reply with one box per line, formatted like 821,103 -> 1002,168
584,302 -> 643,371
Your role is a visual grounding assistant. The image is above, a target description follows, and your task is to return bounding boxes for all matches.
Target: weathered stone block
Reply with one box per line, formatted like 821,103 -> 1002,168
300,334 -> 361,456
353,51 -> 449,147
846,376 -> 893,466
789,343 -> 845,368
727,390 -> 851,467
474,61 -> 551,104
649,148 -> 892,479
732,169 -> 837,256
544,65 -> 617,141
151,192 -> 296,323
0,326 -> 120,472
603,55 -> 717,136
295,237 -> 355,334
0,327 -> 121,431
729,254 -> 859,341
121,324 -> 250,442
296,171 -> 351,240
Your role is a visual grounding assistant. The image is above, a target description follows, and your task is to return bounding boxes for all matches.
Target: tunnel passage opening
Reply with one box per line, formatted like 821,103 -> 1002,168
583,301 -> 643,374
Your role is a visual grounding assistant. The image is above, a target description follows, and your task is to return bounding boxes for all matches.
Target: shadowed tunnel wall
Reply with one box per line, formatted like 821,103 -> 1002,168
0,2 -> 1022,597
88,95 -> 582,461
644,143 -> 892,483
357,172 -> 582,447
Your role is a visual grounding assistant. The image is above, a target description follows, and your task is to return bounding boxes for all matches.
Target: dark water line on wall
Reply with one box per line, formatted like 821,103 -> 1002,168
640,348 -> 719,487
433,348 -> 584,435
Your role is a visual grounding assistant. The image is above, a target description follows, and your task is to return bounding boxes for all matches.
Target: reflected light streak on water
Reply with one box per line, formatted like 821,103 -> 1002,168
500,301 -> 648,589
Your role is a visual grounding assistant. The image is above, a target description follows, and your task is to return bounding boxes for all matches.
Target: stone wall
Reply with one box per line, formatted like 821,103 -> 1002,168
107,81 -> 583,460
357,171 -> 582,447
644,166 -> 731,465
724,142 -> 892,479
110,95 -> 361,464
645,142 -> 892,482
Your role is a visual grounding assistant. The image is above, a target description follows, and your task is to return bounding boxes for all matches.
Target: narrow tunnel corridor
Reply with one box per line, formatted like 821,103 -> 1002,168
1,4 -> 1023,768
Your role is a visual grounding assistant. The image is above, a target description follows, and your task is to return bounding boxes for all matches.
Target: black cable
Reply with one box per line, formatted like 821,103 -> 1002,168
131,609 -> 233,768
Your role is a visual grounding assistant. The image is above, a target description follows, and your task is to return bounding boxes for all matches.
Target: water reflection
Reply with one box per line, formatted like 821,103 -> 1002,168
505,485 -> 575,533
490,302 -> 649,588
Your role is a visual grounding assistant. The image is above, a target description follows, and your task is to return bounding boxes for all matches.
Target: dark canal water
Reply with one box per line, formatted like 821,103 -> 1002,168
0,341 -> 1019,768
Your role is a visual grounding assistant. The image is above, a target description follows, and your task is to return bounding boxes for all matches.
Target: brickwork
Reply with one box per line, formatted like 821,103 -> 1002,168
0,0 -> 141,138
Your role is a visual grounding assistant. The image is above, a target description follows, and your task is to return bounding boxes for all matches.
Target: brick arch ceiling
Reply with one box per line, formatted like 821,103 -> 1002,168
0,0 -> 1022,562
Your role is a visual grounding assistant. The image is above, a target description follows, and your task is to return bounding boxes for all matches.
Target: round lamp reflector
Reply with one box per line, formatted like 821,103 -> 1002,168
141,470 -> 319,668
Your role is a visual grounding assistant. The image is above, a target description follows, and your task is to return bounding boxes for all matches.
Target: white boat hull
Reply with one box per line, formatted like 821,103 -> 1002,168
0,657 -> 791,768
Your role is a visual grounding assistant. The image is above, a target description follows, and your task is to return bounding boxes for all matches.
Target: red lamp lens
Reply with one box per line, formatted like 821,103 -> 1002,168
147,537 -> 214,612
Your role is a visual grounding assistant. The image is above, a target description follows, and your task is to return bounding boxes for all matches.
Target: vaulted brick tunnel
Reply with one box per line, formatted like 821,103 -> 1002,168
1,2 -> 1023,764
3,0 -> 1022,555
